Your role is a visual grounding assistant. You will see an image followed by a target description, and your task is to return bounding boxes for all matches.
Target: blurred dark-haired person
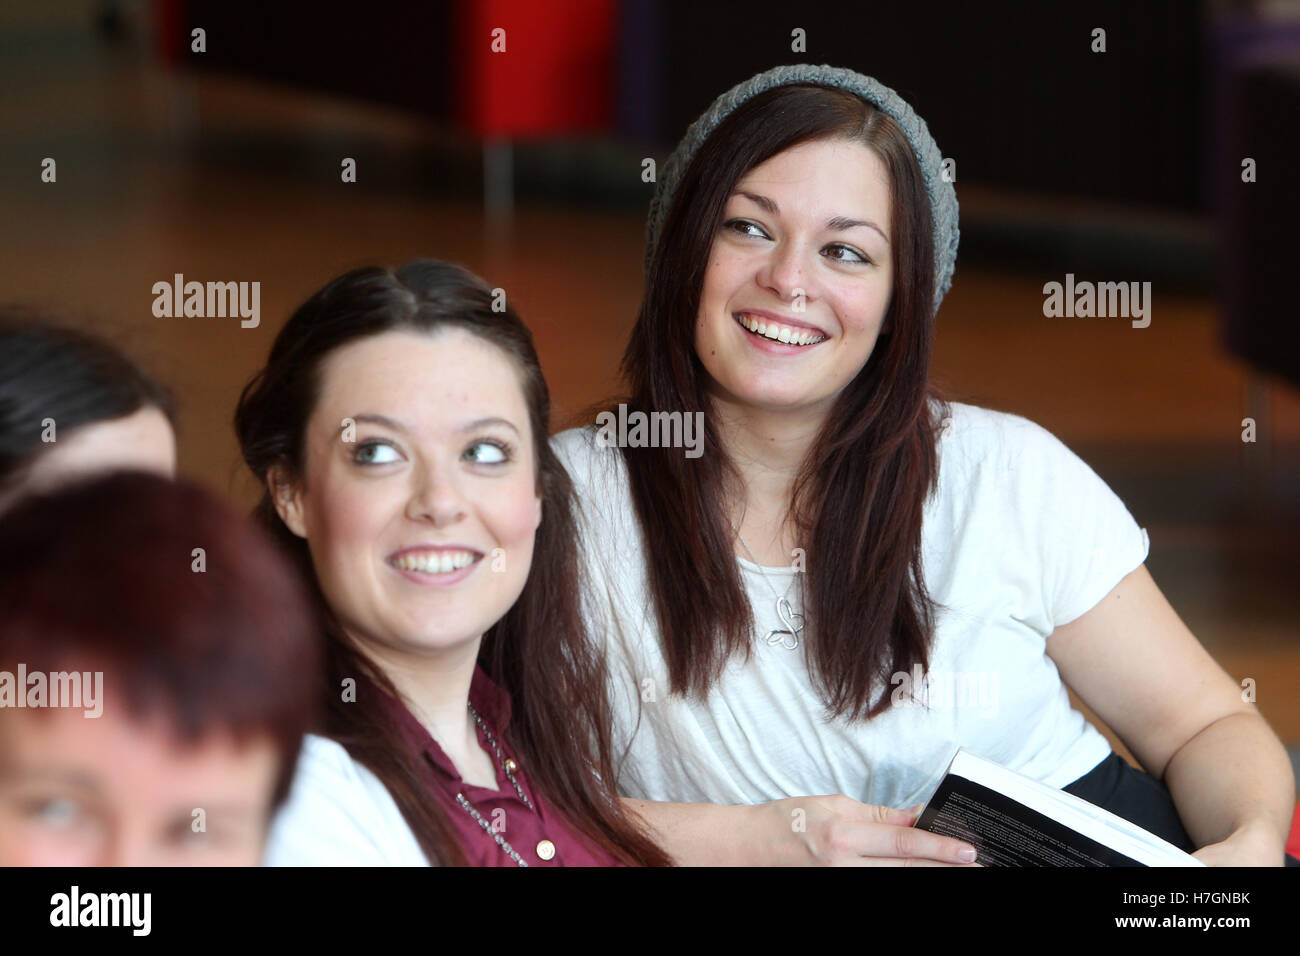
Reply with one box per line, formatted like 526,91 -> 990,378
0,310 -> 177,514
237,260 -> 669,866
0,472 -> 321,866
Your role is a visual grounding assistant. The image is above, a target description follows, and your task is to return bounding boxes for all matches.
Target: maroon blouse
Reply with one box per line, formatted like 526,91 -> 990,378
368,666 -> 628,867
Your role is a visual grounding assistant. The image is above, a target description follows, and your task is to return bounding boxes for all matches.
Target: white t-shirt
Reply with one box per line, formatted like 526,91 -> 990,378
550,400 -> 1150,810
263,734 -> 428,866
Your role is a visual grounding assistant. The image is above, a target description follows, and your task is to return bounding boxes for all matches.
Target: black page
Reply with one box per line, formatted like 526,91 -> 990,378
915,773 -> 1143,867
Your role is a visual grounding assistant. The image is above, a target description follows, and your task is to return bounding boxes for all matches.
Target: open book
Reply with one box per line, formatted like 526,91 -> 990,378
913,748 -> 1204,866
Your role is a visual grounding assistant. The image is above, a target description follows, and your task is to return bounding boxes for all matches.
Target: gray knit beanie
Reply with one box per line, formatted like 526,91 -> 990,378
645,63 -> 959,314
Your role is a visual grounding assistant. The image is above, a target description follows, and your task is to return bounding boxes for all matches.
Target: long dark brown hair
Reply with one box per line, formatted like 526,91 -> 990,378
235,260 -> 670,866
619,84 -> 952,721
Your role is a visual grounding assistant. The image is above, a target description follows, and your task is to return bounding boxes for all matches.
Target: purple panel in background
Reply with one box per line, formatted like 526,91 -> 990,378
1206,16 -> 1300,215
1209,15 -> 1300,387
614,0 -> 664,143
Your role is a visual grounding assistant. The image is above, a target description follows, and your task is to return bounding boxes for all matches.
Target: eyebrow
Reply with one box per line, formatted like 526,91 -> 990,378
736,191 -> 890,244
6,767 -> 101,792
349,413 -> 406,434
347,413 -> 521,436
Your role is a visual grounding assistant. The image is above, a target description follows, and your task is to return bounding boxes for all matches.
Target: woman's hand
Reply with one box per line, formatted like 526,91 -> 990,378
752,794 -> 981,866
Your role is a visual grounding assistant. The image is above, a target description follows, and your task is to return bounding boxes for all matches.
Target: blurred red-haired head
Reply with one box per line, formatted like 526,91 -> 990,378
0,471 -> 321,865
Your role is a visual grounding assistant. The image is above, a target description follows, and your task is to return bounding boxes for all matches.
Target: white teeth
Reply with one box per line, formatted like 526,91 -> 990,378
735,313 -> 825,346
392,550 -> 478,573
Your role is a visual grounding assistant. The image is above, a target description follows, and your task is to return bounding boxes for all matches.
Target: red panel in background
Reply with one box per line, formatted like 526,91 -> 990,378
152,0 -> 185,66
454,0 -> 615,138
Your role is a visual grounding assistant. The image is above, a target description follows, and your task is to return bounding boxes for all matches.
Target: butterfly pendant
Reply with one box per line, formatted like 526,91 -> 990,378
762,595 -> 804,650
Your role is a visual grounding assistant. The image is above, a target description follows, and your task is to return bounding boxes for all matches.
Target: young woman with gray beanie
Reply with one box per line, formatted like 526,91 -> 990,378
552,64 -> 1297,866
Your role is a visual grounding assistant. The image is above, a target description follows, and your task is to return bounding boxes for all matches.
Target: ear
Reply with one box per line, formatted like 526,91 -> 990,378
267,465 -> 308,539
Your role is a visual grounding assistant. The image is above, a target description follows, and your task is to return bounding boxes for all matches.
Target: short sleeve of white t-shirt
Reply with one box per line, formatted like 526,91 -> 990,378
550,400 -> 1150,809
263,734 -> 428,866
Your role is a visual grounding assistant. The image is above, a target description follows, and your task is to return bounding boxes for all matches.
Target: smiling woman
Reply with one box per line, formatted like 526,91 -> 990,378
553,64 -> 1298,867
233,260 -> 670,866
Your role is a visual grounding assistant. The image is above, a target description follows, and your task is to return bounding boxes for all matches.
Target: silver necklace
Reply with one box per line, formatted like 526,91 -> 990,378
454,702 -> 534,866
731,523 -> 805,650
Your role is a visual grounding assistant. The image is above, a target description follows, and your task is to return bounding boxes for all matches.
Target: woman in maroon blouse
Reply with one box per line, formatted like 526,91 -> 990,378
235,260 -> 670,866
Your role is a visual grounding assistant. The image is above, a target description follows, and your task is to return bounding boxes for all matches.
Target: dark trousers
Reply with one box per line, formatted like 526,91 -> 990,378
1063,751 -> 1300,866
